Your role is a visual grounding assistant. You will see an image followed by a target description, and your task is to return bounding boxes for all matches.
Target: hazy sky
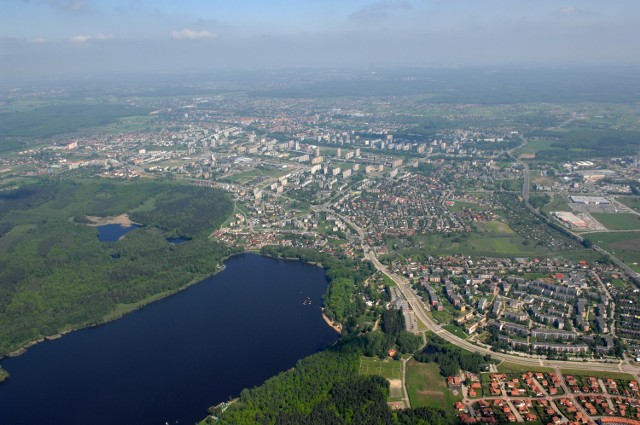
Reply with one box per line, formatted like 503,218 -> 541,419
1,0 -> 639,80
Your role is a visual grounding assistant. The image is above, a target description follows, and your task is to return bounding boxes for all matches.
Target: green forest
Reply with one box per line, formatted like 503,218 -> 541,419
528,129 -> 640,161
0,178 -> 234,356
207,348 -> 458,425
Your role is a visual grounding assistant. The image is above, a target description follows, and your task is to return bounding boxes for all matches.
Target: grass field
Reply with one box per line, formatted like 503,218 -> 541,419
560,368 -> 634,381
400,230 -> 551,258
618,196 -> 640,213
381,273 -> 397,287
443,324 -> 469,340
516,139 -> 561,157
497,361 -> 554,374
542,194 -> 572,213
359,356 -> 403,380
591,213 -> 640,231
587,231 -> 640,271
475,221 -> 516,234
405,360 -> 459,410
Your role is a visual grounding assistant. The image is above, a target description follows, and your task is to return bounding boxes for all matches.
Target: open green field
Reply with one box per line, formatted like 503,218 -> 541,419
406,360 -> 459,410
516,139 -> 561,157
546,249 -> 607,264
618,196 -> 640,213
560,368 -> 634,381
497,361 -> 554,374
474,221 -> 516,234
542,194 -> 571,213
591,213 -> 640,231
400,230 -> 551,258
443,324 -> 469,340
381,273 -> 397,287
359,356 -> 403,381
586,231 -> 640,271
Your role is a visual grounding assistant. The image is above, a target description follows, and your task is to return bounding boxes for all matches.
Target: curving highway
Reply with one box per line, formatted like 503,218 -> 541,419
333,209 -> 640,379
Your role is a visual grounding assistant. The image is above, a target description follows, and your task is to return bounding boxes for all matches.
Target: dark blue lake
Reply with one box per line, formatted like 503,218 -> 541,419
97,223 -> 142,241
0,253 -> 338,425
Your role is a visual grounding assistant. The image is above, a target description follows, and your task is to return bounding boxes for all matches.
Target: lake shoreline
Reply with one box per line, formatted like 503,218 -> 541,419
0,251 -> 338,377
0,253 -> 337,425
322,311 -> 343,334
0,253 -> 233,367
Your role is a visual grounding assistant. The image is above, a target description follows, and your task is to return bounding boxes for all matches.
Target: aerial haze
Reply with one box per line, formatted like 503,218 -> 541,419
2,0 -> 640,80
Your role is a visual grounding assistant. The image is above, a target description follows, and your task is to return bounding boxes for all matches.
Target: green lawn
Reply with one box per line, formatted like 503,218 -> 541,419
591,213 -> 640,231
405,360 -> 459,410
443,324 -> 469,340
382,274 -> 397,287
359,356 -> 403,381
560,368 -> 634,381
497,361 -> 554,374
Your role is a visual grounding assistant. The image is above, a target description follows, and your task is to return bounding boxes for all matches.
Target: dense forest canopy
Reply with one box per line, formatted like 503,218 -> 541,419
0,179 -> 233,356
209,348 -> 458,425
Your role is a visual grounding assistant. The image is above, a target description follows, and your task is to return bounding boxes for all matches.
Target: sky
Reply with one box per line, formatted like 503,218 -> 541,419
1,0 -> 639,80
